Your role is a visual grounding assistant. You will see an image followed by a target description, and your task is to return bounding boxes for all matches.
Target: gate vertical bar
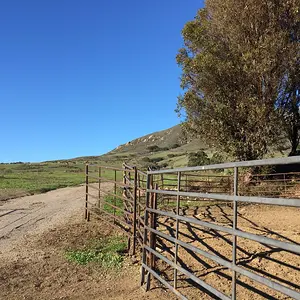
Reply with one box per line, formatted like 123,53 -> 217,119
185,174 -> 188,192
98,166 -> 101,208
132,166 -> 138,255
174,171 -> 181,289
85,163 -> 89,220
152,184 -> 158,268
284,173 -> 287,195
114,169 -> 117,224
232,166 -> 238,299
141,172 -> 151,287
122,164 -> 127,222
138,173 -> 141,229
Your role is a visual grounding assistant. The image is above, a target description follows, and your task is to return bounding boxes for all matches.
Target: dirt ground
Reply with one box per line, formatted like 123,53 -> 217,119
153,204 -> 300,299
1,185 -> 300,300
0,185 -> 172,300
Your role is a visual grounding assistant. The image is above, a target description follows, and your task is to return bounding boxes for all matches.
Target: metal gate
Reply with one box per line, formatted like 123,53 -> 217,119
141,156 -> 300,300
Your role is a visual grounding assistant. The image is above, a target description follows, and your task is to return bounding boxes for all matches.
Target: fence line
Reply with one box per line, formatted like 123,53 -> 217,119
84,156 -> 300,299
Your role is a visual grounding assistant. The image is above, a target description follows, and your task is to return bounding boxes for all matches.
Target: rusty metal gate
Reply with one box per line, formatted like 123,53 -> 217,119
84,163 -> 147,254
84,156 -> 300,299
141,156 -> 300,300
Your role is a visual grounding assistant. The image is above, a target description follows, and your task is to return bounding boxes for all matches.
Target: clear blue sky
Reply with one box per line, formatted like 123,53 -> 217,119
0,0 -> 203,163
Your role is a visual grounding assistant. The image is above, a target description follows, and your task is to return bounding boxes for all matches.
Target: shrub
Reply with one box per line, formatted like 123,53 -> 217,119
171,143 -> 180,149
159,163 -> 168,168
147,145 -> 160,152
149,157 -> 164,163
188,151 -> 210,167
142,157 -> 151,162
210,153 -> 224,164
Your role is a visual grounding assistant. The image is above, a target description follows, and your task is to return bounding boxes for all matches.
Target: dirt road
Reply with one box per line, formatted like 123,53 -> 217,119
0,184 -> 106,258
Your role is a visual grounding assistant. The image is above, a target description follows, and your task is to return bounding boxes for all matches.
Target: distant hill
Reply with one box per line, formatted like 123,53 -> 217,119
70,124 -> 290,169
97,124 -> 213,169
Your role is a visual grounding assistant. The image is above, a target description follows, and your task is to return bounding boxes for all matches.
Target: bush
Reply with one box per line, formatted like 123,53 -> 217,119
142,157 -> 151,162
171,143 -> 180,149
210,153 -> 224,164
147,145 -> 160,152
188,151 -> 210,167
159,163 -> 168,168
149,157 -> 164,163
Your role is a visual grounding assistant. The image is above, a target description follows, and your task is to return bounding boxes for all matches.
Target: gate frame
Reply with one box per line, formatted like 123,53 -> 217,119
141,156 -> 300,300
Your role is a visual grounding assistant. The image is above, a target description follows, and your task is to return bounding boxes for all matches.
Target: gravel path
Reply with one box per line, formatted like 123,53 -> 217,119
0,183 -> 111,258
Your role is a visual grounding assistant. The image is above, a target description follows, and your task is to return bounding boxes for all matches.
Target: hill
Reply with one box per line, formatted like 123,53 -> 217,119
0,124 -> 291,201
73,123 -> 291,169
97,124 -> 213,169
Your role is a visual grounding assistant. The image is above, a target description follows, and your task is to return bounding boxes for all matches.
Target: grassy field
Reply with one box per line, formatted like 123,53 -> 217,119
0,161 -> 85,200
0,160 -> 126,201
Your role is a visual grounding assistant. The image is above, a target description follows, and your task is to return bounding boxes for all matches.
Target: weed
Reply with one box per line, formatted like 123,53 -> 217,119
103,194 -> 124,216
65,236 -> 127,269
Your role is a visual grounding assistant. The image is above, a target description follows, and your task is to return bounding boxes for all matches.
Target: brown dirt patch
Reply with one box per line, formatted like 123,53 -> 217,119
0,215 -> 173,300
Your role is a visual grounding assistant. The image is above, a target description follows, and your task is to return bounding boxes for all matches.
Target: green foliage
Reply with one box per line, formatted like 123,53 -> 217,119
188,151 -> 210,167
147,145 -> 160,152
159,162 -> 168,168
177,0 -> 300,161
141,157 -> 151,162
0,162 -> 123,201
170,143 -> 180,149
146,145 -> 170,152
103,195 -> 124,217
149,157 -> 164,163
210,153 -> 224,165
65,236 -> 127,268
160,146 -> 170,151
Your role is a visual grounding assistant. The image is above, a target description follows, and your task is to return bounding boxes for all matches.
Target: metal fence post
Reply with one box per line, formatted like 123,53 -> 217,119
161,174 -> 164,189
174,171 -> 181,289
284,173 -> 287,195
185,174 -> 188,192
85,163 -> 89,220
141,172 -> 151,287
98,166 -> 101,208
114,169 -> 117,224
132,166 -> 138,255
152,184 -> 158,268
232,166 -> 238,299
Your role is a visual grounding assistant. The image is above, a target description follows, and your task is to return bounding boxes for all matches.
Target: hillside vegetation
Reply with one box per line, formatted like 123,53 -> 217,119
0,124 -> 291,201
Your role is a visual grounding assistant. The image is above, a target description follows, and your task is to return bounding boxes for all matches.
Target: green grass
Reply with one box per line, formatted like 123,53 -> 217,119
0,161 -> 124,200
103,194 -> 124,216
0,162 -> 86,200
65,235 -> 127,268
